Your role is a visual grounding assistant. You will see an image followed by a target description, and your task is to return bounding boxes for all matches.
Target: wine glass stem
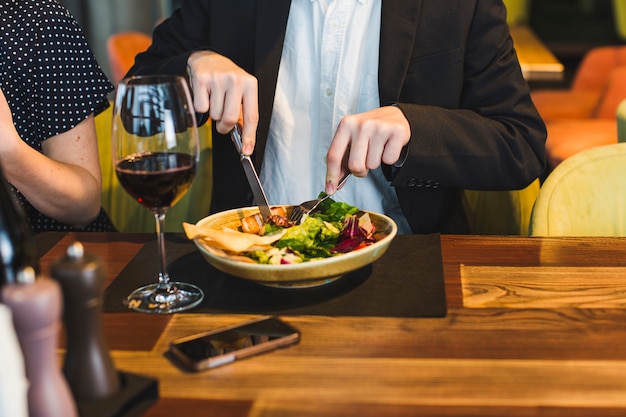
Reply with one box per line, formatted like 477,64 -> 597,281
154,209 -> 171,290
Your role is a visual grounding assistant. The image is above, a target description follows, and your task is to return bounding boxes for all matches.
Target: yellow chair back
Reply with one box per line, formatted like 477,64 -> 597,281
503,0 -> 531,25
529,142 -> 626,236
95,105 -> 213,233
464,179 -> 540,235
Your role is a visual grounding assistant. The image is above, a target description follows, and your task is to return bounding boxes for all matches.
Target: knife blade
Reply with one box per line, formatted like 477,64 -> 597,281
230,124 -> 273,220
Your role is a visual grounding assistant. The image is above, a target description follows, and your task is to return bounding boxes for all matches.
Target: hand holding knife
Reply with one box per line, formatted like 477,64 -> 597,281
229,124 -> 273,221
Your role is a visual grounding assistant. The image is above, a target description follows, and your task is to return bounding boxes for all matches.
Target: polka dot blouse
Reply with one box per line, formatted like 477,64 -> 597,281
0,0 -> 115,232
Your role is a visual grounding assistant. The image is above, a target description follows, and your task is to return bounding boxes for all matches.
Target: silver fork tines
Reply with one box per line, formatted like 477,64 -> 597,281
288,173 -> 351,224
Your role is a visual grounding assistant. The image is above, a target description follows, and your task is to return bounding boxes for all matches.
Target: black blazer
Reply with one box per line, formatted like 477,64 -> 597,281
130,0 -> 547,233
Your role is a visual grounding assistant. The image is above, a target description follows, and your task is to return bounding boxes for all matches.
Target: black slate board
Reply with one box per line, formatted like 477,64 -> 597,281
104,233 -> 447,318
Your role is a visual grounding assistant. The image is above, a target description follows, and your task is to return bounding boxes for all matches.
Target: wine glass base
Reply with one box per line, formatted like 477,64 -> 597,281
125,282 -> 204,314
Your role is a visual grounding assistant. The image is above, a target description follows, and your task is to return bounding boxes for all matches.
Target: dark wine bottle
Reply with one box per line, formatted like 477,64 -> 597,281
0,167 -> 39,286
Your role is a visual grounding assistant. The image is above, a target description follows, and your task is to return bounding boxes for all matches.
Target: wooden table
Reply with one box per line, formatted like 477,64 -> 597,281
39,233 -> 626,416
509,25 -> 565,82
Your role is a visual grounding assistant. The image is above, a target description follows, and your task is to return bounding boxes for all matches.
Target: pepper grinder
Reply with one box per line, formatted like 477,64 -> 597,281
50,242 -> 120,402
1,267 -> 79,417
0,303 -> 28,417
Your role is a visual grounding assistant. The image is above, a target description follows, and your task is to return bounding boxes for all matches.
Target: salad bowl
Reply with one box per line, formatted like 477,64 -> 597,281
190,205 -> 398,288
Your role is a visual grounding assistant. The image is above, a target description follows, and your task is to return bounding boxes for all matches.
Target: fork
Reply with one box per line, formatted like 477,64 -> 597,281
288,172 -> 352,224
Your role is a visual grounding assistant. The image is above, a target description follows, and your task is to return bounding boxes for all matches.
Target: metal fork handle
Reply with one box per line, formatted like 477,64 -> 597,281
288,172 -> 352,223
306,172 -> 352,214
335,172 -> 351,192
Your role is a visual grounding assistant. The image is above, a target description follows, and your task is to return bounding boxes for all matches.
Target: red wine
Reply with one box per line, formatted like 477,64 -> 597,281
115,152 -> 196,210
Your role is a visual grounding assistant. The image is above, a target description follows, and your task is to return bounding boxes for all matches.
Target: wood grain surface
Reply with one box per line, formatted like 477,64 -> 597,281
39,233 -> 626,417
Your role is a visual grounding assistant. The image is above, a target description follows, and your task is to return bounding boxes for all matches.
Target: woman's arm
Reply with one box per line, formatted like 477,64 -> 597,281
0,90 -> 102,228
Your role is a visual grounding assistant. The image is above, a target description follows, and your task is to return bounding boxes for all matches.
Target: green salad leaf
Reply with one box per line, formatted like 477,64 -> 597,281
274,216 -> 340,260
246,199 -> 367,264
314,197 -> 359,222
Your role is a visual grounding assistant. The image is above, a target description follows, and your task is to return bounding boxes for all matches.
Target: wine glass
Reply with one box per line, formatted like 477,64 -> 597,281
111,75 -> 204,313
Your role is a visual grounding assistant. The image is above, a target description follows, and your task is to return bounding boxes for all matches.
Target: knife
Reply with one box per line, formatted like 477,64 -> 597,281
230,124 -> 273,220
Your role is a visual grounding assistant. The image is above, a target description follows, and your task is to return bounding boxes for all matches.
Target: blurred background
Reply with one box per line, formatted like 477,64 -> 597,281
56,0 -> 182,80
55,0 -> 625,89
49,0 -> 626,234
530,0 -> 624,89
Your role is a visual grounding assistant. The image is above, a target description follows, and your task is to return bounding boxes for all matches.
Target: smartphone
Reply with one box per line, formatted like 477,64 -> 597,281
169,316 -> 300,371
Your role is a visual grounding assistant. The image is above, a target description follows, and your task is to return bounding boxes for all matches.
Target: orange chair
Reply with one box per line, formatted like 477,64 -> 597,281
531,45 -> 626,121
106,31 -> 152,84
542,66 -> 626,170
531,46 -> 626,170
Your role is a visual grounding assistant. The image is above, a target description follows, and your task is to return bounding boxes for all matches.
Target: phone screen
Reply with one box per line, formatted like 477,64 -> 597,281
170,316 -> 300,370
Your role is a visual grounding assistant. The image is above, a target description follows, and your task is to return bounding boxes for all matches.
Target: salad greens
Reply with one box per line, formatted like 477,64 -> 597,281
245,198 -> 378,264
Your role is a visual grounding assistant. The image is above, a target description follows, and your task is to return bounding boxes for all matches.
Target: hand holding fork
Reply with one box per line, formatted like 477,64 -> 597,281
288,172 -> 352,224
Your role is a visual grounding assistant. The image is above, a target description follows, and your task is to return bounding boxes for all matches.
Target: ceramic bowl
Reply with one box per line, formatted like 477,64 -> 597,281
192,206 -> 398,288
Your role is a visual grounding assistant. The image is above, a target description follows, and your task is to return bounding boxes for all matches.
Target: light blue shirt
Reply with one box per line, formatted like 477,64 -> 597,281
260,0 -> 412,233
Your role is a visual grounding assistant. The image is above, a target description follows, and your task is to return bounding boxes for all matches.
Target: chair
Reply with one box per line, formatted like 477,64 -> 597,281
613,0 -> 626,41
464,179 -> 540,236
532,46 -> 626,170
531,45 -> 626,121
617,98 -> 626,142
106,31 -> 152,83
529,142 -> 626,236
503,0 -> 531,25
542,65 -> 626,170
95,104 -> 213,233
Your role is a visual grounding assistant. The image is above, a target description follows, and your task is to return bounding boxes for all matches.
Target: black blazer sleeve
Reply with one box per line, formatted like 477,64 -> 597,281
378,0 -> 546,232
388,1 -> 546,190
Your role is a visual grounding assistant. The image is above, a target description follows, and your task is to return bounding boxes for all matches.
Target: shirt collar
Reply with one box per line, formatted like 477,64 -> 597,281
310,0 -> 368,4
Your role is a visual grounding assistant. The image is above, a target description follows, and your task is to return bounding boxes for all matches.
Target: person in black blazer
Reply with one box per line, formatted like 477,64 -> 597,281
128,0 -> 546,234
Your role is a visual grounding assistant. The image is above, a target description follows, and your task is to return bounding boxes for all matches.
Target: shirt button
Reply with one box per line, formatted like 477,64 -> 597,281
325,87 -> 333,96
